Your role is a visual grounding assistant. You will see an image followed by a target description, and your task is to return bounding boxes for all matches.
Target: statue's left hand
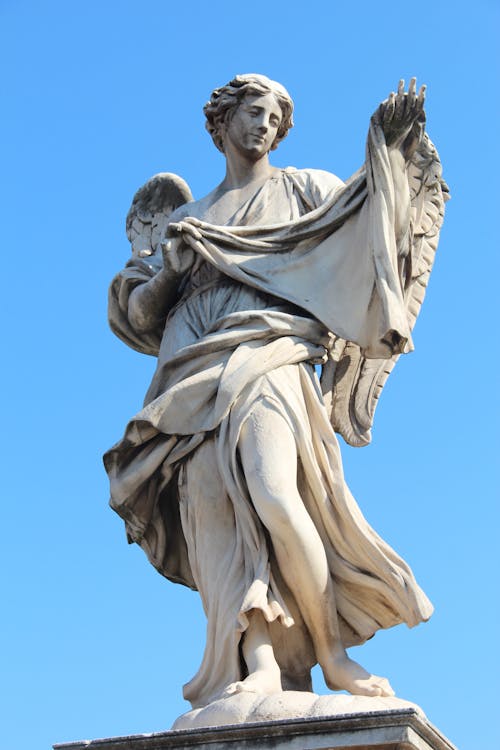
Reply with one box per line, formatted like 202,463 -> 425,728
378,78 -> 426,159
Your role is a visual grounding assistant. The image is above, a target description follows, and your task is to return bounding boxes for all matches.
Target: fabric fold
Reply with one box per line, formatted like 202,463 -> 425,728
105,129 -> 434,709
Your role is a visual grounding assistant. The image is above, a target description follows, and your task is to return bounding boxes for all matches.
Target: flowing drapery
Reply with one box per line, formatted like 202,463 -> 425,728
104,119 -> 433,708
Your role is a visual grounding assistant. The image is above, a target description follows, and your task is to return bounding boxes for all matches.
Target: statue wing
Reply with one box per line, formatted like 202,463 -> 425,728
108,172 -> 193,356
125,172 -> 193,260
321,135 -> 449,446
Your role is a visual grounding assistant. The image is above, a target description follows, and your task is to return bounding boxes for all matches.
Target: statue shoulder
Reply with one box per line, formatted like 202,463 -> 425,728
167,201 -> 196,224
284,167 -> 345,207
167,186 -> 221,223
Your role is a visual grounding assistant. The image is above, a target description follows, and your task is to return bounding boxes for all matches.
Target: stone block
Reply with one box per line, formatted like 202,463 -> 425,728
54,707 -> 457,750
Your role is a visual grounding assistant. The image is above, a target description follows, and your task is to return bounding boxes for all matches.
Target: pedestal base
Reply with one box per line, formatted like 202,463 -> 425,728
54,702 -> 457,750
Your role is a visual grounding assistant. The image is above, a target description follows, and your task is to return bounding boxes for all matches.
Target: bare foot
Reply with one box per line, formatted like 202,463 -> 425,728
221,666 -> 282,698
324,653 -> 395,697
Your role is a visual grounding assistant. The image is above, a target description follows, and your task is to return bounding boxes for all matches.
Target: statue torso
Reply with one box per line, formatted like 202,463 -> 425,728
172,167 -> 344,228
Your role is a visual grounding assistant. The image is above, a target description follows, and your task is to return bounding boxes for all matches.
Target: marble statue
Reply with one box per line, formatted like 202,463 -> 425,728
104,74 -> 448,716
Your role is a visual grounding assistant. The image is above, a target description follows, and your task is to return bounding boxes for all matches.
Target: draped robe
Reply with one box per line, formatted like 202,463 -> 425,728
104,120 -> 434,708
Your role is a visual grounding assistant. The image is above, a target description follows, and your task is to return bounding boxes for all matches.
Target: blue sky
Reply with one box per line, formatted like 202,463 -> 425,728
1,1 -> 498,748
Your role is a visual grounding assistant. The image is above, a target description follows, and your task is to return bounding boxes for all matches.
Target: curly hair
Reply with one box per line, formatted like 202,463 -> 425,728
204,74 -> 294,153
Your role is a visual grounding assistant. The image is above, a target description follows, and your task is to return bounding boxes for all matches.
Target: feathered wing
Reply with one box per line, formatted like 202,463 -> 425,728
108,172 -> 193,356
322,134 -> 449,446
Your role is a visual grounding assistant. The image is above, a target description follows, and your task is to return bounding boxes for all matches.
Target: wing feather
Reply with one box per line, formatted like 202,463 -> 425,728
126,172 -> 193,259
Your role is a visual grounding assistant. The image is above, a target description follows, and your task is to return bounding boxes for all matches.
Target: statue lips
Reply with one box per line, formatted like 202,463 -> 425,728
247,134 -> 267,152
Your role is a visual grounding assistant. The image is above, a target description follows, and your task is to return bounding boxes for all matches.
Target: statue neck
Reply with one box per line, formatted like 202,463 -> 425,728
222,149 -> 274,191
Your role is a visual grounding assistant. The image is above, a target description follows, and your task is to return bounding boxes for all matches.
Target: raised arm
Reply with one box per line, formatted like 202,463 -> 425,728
377,78 -> 426,239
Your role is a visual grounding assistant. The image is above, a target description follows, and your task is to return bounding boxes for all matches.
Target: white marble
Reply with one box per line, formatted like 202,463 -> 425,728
172,692 -> 424,729
104,74 -> 448,715
55,707 -> 457,750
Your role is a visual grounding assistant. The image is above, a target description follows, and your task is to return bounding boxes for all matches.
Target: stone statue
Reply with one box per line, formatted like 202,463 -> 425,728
104,74 -> 448,718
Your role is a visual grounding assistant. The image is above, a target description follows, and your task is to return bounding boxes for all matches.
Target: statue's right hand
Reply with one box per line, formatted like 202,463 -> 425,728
160,236 -> 194,276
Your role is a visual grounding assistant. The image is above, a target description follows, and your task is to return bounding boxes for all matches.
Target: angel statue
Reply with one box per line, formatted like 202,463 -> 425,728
104,74 -> 448,714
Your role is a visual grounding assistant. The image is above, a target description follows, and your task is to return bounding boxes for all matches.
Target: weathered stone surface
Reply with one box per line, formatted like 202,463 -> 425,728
172,692 -> 422,728
104,74 -> 448,712
54,707 -> 457,750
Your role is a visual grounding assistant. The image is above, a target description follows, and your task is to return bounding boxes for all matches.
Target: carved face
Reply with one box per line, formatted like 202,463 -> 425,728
224,92 -> 283,160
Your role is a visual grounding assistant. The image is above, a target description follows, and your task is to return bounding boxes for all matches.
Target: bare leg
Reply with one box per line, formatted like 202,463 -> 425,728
238,401 -> 394,698
222,609 -> 282,697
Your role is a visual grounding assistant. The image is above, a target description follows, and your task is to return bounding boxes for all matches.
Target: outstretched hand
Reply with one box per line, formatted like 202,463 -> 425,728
378,78 -> 426,159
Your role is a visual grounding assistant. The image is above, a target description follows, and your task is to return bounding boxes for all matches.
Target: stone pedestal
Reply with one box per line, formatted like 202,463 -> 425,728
54,706 -> 457,750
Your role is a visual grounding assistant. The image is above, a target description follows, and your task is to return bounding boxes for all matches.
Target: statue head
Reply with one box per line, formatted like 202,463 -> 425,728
204,74 -> 294,154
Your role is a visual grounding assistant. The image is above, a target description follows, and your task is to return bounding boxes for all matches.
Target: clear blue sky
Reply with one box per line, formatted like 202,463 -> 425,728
1,2 -> 498,748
